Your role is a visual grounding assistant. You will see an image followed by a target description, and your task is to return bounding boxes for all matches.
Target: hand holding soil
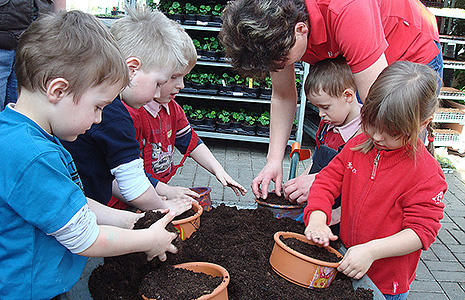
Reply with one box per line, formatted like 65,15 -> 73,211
251,159 -> 283,199
142,211 -> 179,261
305,211 -> 338,247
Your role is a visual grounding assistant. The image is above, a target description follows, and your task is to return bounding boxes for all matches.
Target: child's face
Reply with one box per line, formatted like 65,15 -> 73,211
122,67 -> 173,109
53,83 -> 121,142
156,66 -> 193,104
308,90 -> 355,127
364,125 -> 406,151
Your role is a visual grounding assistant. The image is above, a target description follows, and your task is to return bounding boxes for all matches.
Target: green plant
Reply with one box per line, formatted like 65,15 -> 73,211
192,39 -> 201,49
185,3 -> 198,14
203,37 -> 220,52
168,2 -> 182,14
189,109 -> 204,120
182,104 -> 193,114
435,155 -> 456,169
212,4 -> 223,16
199,4 -> 212,15
205,110 -> 217,119
232,112 -> 246,123
257,114 -> 270,126
263,76 -> 272,89
245,115 -> 256,126
221,73 -> 236,86
218,112 -> 230,123
234,74 -> 245,86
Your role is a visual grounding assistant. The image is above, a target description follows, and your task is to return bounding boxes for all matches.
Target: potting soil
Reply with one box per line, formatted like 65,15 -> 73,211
88,204 -> 373,300
281,237 -> 341,263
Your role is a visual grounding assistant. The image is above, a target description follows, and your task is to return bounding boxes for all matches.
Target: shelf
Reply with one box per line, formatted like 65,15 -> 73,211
443,60 -> 465,70
434,108 -> 465,124
427,7 -> 465,19
196,130 -> 297,145
177,92 -> 272,104
182,24 -> 221,32
197,60 -> 232,68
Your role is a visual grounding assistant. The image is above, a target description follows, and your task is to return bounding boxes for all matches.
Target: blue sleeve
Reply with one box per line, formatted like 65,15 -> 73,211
175,128 -> 203,154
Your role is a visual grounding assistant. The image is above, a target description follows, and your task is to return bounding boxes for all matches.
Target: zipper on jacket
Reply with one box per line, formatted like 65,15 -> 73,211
371,151 -> 380,180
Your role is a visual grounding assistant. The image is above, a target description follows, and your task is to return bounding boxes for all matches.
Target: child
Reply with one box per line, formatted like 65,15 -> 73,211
0,11 -> 178,299
62,9 -> 197,215
124,23 -> 247,204
283,57 -> 361,233
304,61 -> 447,300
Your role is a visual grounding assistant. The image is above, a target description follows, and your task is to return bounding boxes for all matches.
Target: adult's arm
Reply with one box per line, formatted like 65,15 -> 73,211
352,54 -> 387,103
251,64 -> 297,199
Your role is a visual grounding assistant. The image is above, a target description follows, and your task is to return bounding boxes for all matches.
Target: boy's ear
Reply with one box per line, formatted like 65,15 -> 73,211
343,88 -> 356,103
126,57 -> 142,80
294,21 -> 309,37
47,78 -> 70,103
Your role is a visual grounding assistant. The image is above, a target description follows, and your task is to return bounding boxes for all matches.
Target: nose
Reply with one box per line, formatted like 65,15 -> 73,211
153,86 -> 161,99
177,78 -> 185,90
318,110 -> 326,118
372,131 -> 384,142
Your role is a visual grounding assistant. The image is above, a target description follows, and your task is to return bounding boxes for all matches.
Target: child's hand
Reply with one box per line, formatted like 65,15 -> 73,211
283,173 -> 316,205
304,211 -> 338,247
145,211 -> 178,262
337,244 -> 375,279
161,185 -> 199,202
164,198 -> 194,216
215,170 -> 247,196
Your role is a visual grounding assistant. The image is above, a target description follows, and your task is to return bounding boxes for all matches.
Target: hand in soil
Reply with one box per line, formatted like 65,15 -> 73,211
338,243 -> 375,280
144,211 -> 179,261
283,173 -> 316,204
158,184 -> 200,203
305,211 -> 338,247
251,159 -> 283,199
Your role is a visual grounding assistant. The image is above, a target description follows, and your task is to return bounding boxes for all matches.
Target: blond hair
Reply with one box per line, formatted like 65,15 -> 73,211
304,56 -> 356,98
110,8 -> 188,73
175,24 -> 197,71
15,10 -> 129,101
356,61 -> 438,156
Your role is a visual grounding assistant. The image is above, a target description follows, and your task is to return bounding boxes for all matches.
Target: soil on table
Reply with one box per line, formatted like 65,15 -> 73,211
281,237 -> 341,263
262,192 -> 300,206
139,266 -> 223,300
88,204 -> 373,300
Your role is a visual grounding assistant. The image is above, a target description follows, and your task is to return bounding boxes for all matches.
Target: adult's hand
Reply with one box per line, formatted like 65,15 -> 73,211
251,160 -> 283,199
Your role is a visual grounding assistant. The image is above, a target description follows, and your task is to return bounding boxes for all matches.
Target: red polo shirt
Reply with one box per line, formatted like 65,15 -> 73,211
301,0 -> 440,73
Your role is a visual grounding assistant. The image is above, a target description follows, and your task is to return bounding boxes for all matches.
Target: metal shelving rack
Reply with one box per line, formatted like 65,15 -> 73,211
179,24 -> 308,145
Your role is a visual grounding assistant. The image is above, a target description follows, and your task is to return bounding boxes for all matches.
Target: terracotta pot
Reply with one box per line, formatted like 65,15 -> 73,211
173,201 -> 203,240
190,186 -> 213,211
255,195 -> 304,221
141,262 -> 230,300
269,231 -> 343,289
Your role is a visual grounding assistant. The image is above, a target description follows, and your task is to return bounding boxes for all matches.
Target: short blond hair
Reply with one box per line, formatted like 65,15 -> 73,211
110,8 -> 188,73
175,24 -> 197,71
15,10 -> 129,101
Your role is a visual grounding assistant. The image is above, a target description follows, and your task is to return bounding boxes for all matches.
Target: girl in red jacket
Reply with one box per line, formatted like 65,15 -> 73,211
303,61 -> 447,300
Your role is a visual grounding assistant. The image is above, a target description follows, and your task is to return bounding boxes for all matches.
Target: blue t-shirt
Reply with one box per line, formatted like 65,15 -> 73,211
0,106 -> 88,300
62,97 -> 158,205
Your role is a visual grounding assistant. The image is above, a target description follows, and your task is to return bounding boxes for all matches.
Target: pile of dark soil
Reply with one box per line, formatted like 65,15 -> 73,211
262,192 -> 302,206
88,204 -> 373,300
139,266 -> 223,300
281,237 -> 341,263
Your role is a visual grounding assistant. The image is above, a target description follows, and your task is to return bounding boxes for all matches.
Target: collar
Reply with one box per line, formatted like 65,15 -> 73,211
304,0 -> 327,46
329,113 -> 362,143
144,101 -> 170,118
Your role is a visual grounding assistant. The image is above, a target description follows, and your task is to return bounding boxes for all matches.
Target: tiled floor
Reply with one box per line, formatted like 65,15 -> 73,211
169,135 -> 465,300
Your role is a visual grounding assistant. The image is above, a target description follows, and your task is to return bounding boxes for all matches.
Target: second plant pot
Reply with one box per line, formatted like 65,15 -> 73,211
173,201 -> 203,240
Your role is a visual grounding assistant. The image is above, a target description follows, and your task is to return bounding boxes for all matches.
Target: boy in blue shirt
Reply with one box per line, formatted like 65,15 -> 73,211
62,9 -> 196,214
0,11 -> 178,300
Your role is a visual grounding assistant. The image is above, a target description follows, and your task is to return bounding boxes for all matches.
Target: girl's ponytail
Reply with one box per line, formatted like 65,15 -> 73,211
426,122 -> 435,156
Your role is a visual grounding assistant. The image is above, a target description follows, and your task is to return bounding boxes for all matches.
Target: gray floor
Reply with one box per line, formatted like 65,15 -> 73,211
168,134 -> 465,300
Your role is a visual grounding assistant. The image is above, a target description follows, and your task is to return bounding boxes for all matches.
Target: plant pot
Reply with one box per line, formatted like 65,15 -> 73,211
215,121 -> 232,133
256,124 -> 270,137
269,231 -> 343,289
167,13 -> 184,23
211,15 -> 222,24
255,192 -> 304,220
190,186 -> 212,211
243,87 -> 260,98
218,85 -> 233,96
197,14 -> 212,22
240,123 -> 256,135
172,201 -> 203,240
200,50 -> 218,62
141,262 -> 230,300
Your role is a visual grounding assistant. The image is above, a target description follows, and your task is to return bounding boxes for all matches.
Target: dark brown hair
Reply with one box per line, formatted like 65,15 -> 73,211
219,0 -> 308,78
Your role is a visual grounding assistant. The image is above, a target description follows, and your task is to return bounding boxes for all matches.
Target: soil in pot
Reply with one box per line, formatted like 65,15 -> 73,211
88,205 -> 373,300
262,192 -> 294,206
139,265 -> 223,300
280,237 -> 341,263
173,208 -> 196,220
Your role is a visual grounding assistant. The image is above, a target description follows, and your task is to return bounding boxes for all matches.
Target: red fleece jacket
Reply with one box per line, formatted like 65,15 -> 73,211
303,134 -> 446,295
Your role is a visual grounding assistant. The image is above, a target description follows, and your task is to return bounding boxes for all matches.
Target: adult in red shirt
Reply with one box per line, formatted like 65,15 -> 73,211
220,0 -> 443,199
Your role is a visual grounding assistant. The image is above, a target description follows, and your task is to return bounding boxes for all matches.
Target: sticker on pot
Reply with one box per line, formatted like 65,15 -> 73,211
309,265 -> 338,288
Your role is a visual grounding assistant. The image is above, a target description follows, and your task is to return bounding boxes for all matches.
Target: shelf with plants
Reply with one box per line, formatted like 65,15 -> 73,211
152,0 -> 308,145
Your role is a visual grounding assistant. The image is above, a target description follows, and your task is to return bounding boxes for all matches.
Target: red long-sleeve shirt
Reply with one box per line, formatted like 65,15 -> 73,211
304,134 -> 446,295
